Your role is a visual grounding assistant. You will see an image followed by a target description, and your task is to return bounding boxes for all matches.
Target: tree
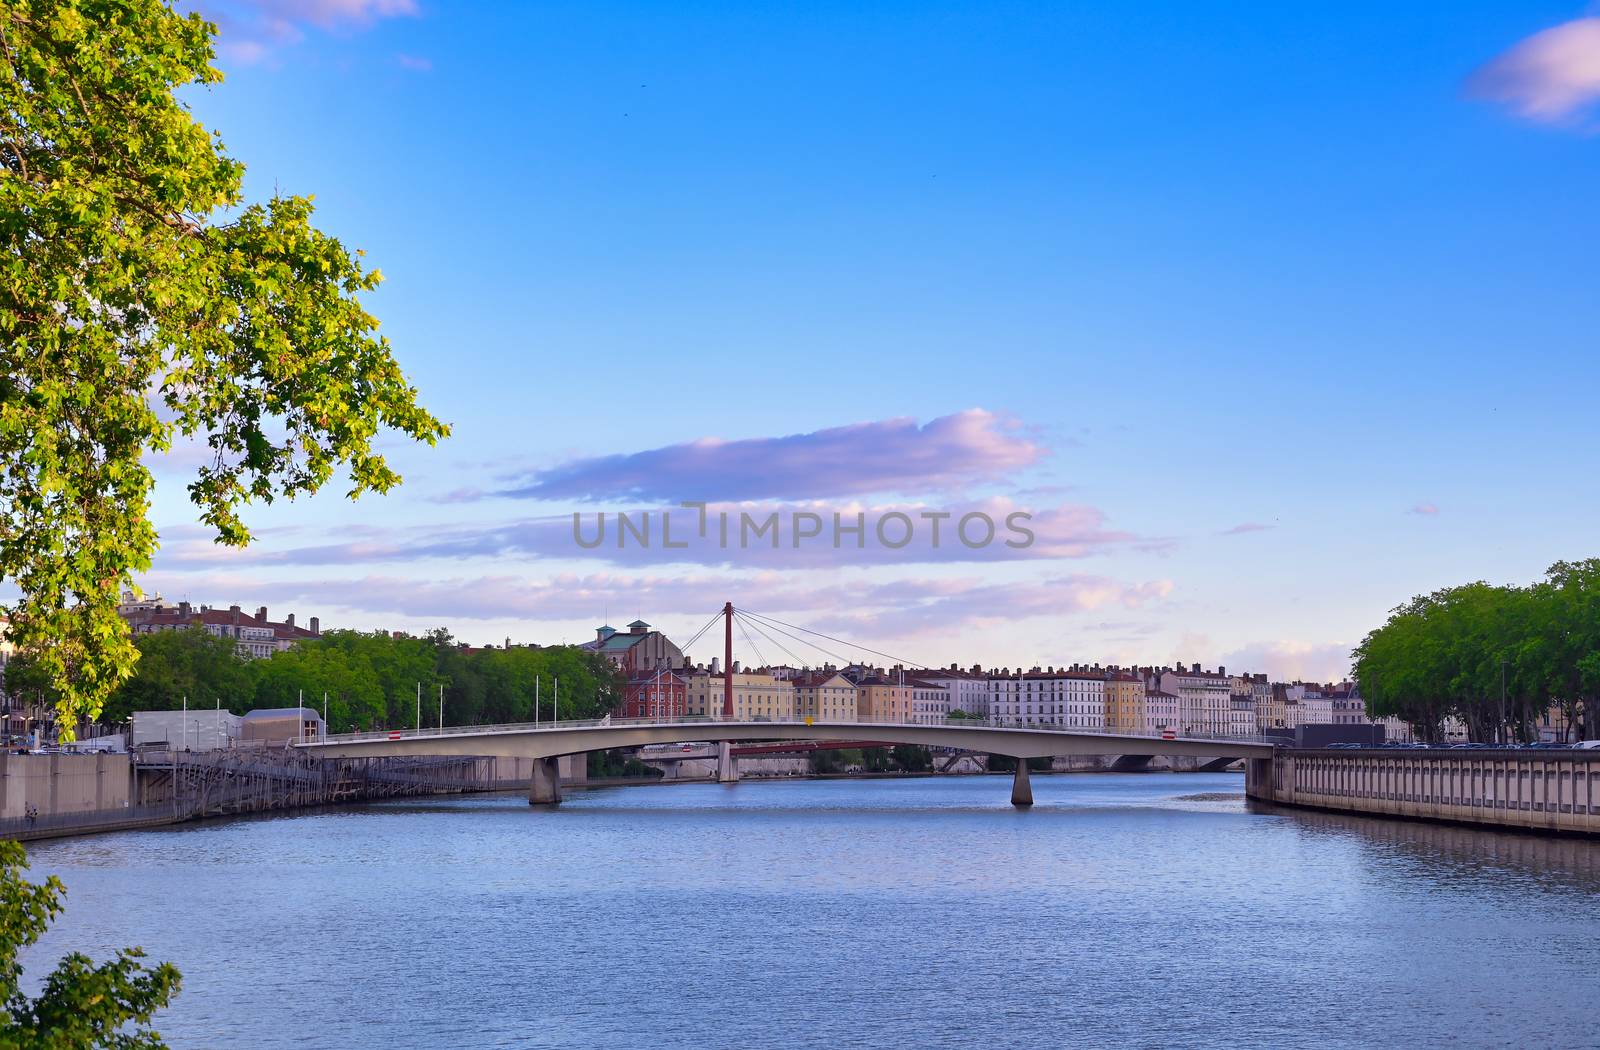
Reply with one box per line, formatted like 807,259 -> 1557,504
99,627 -> 253,725
0,840 -> 179,1046
1354,560 -> 1600,744
249,644 -> 384,733
0,0 -> 448,734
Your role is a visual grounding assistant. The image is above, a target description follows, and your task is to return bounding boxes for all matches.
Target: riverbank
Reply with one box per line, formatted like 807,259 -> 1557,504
1245,748 -> 1600,837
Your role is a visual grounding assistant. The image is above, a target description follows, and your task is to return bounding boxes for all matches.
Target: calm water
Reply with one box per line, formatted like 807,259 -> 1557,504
20,773 -> 1600,1049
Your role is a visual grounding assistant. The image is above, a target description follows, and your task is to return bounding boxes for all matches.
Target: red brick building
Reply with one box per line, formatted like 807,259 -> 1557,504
618,669 -> 687,720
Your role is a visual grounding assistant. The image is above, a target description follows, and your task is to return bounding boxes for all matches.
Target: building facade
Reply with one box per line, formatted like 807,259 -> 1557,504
582,621 -> 685,676
683,671 -> 795,722
856,677 -> 911,723
121,602 -> 321,660
618,670 -> 687,720
909,680 -> 951,724
1104,673 -> 1146,733
792,671 -> 857,722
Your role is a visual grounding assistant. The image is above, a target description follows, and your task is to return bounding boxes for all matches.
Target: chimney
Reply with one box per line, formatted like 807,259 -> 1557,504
230,604 -> 241,623
1191,662 -> 1200,674
179,601 -> 192,617
1218,665 -> 1226,676
285,613 -> 294,628
255,606 -> 267,624
309,616 -> 320,635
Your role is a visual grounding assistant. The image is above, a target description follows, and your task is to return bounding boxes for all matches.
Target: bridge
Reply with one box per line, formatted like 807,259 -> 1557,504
298,716 -> 1273,807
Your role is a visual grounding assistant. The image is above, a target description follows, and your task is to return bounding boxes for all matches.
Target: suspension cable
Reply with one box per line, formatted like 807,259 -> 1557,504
734,610 -> 807,668
739,607 -> 931,670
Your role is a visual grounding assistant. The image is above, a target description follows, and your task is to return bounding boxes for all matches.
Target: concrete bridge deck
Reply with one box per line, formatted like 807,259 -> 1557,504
298,717 -> 1272,807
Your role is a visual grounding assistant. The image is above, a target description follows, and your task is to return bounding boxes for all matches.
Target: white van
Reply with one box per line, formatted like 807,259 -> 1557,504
1573,740 -> 1600,750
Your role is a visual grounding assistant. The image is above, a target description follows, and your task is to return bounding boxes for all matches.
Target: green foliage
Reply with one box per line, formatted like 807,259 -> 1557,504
0,0 -> 447,735
587,749 -> 663,779
97,628 -> 252,725
1354,559 -> 1600,742
81,628 -> 627,734
0,840 -> 179,1046
889,744 -> 931,772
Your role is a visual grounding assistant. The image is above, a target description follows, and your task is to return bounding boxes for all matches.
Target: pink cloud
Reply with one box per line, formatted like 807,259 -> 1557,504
1469,17 -> 1600,125
203,0 -> 418,64
151,496 -> 1154,571
498,409 -> 1046,503
1217,640 -> 1352,684
1221,522 -> 1273,535
395,53 -> 432,72
133,570 -> 1174,656
1411,502 -> 1439,516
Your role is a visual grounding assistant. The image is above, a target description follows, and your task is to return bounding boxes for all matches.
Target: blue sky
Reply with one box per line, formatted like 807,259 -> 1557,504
142,0 -> 1600,680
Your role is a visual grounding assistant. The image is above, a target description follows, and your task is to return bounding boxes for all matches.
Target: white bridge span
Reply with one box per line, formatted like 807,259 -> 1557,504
298,717 -> 1273,807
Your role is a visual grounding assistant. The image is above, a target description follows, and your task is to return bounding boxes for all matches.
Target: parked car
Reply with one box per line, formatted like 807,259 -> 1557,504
1573,740 -> 1600,750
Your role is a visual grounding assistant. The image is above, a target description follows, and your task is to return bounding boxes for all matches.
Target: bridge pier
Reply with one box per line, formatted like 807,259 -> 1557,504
1011,760 -> 1033,807
716,741 -> 740,784
528,756 -> 562,805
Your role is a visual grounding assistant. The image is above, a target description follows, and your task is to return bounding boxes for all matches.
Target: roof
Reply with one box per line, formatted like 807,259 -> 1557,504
626,670 -> 685,686
123,608 -> 319,641
791,671 -> 852,688
243,707 -> 323,722
627,619 -> 650,628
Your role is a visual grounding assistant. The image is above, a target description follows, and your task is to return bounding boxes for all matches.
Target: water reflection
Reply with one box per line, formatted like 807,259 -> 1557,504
1251,799 -> 1600,896
18,774 -> 1600,1050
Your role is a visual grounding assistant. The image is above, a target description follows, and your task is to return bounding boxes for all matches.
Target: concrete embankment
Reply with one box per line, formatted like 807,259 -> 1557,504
1246,748 -> 1600,836
2,751 -> 582,842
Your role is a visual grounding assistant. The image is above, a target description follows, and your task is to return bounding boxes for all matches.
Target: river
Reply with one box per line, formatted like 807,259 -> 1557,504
20,773 -> 1600,1049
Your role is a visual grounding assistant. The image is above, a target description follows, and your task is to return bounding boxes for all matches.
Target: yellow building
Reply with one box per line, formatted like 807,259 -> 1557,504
856,677 -> 911,723
1104,673 -> 1145,732
792,671 -> 857,723
683,670 -> 796,722
1255,684 -> 1288,732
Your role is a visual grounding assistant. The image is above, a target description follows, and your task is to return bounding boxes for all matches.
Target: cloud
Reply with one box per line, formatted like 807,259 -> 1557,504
203,0 -> 419,64
1469,17 -> 1600,125
395,53 -> 432,72
1216,640 -> 1352,684
1221,522 -> 1273,535
496,409 -> 1046,503
133,570 -> 1174,655
151,496 -> 1157,572
1411,502 -> 1439,516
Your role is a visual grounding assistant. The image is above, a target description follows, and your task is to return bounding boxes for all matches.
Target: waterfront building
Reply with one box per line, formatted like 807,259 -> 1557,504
856,676 -> 911,723
1143,689 -> 1179,734
1157,665 -> 1233,736
131,709 -> 244,751
791,671 -> 857,722
120,602 -> 321,660
1287,683 -> 1334,725
986,668 -> 1105,728
683,670 -> 795,722
908,680 -> 951,724
985,671 -> 1021,723
1328,685 -> 1366,725
618,670 -> 687,720
581,620 -> 684,676
1104,672 -> 1146,733
916,666 -> 991,718
1254,681 -> 1292,729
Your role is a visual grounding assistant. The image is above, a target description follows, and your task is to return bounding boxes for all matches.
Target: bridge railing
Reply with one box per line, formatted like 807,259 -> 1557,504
312,714 -> 1277,747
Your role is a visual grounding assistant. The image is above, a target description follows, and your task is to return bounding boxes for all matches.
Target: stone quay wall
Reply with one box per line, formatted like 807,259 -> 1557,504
1246,748 -> 1600,835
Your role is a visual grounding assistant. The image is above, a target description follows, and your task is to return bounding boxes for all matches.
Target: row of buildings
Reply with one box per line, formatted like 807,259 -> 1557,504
588,621 -> 1413,740
116,592 -> 322,659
